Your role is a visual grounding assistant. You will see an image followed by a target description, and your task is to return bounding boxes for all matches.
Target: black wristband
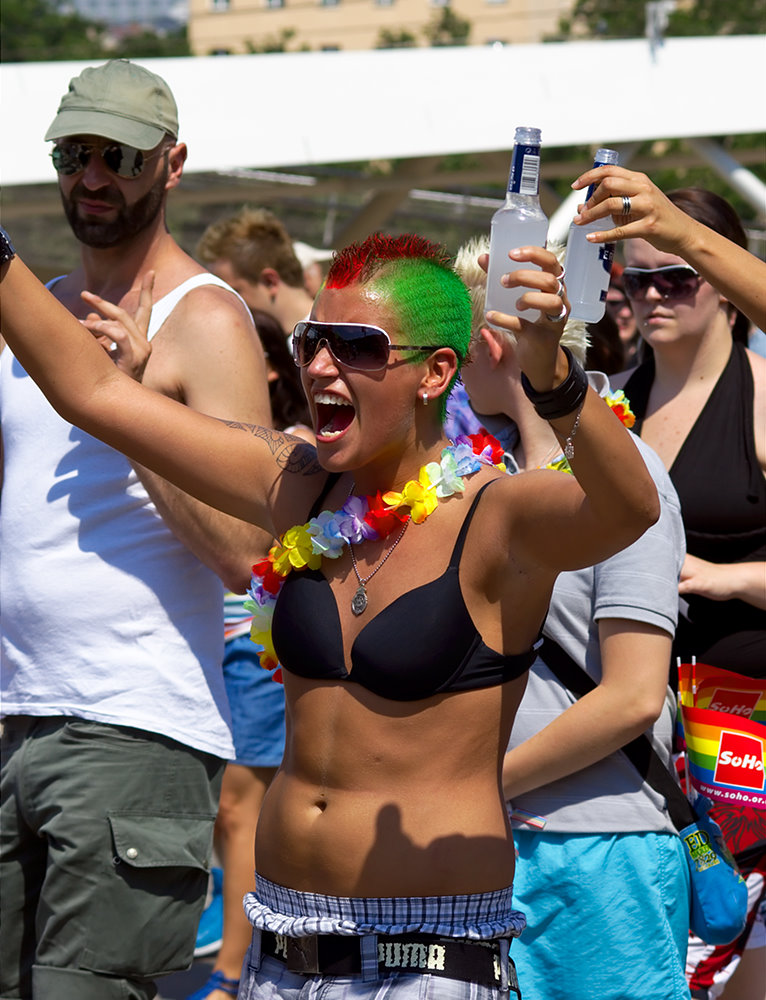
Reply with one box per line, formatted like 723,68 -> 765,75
0,226 -> 16,265
520,345 -> 588,421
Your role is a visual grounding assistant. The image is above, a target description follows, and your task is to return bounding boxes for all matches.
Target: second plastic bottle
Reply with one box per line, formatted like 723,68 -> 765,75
565,147 -> 620,322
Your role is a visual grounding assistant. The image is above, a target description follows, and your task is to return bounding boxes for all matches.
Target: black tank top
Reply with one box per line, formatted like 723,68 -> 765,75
271,480 -> 538,700
624,343 -> 766,675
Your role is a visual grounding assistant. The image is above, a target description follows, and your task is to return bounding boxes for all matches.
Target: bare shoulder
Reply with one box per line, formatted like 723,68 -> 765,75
746,346 -> 766,382
747,348 -> 766,472
144,276 -> 267,418
161,280 -> 255,343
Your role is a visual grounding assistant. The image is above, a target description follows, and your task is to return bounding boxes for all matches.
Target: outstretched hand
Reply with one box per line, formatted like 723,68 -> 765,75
570,165 -> 698,255
479,245 -> 569,389
80,270 -> 155,381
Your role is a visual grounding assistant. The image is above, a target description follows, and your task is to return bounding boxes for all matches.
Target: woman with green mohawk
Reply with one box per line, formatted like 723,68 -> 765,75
0,227 -> 659,998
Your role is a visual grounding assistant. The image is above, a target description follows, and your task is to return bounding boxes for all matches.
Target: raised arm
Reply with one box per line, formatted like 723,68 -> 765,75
482,246 -> 660,573
0,249 -> 324,539
571,164 -> 766,332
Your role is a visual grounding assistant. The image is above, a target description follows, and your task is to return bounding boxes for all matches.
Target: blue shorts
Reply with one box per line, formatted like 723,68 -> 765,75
511,829 -> 691,1000
223,634 -> 286,769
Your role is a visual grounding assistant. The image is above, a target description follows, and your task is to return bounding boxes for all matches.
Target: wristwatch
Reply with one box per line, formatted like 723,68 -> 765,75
0,226 -> 16,264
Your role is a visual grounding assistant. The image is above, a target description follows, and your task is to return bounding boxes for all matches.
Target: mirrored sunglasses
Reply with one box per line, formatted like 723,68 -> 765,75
50,141 -> 164,179
292,321 -> 439,372
622,265 -> 702,301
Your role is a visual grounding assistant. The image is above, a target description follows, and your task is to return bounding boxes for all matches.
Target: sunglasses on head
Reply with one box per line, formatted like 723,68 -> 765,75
622,265 -> 702,301
50,140 -> 165,179
292,321 -> 440,372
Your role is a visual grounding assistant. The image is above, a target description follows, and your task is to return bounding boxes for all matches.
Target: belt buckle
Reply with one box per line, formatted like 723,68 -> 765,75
285,934 -> 320,975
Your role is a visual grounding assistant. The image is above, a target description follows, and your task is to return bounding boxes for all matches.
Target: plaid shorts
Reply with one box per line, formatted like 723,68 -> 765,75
239,874 -> 525,997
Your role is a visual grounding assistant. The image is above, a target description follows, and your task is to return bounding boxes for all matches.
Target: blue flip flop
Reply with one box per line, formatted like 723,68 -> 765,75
186,969 -> 240,999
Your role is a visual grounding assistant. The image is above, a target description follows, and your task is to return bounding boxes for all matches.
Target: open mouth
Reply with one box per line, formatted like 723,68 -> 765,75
314,391 -> 356,441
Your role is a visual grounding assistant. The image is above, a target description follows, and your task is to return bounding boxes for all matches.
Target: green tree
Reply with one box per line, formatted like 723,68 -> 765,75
559,0 -> 766,39
376,28 -> 417,49
423,6 -> 471,46
1,0 -> 106,62
244,28 -> 301,53
115,28 -> 191,59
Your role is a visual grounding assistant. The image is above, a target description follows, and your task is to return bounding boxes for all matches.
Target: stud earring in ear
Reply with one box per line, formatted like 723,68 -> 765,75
422,393 -> 428,406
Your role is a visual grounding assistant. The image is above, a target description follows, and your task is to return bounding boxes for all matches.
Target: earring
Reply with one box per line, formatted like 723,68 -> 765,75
422,393 -> 428,406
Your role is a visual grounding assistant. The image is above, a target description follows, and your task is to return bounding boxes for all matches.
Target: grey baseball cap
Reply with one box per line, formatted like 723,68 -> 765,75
44,60 -> 178,149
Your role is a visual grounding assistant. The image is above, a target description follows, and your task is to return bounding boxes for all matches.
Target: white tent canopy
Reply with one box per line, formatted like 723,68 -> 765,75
2,36 -> 765,177
2,36 -> 764,243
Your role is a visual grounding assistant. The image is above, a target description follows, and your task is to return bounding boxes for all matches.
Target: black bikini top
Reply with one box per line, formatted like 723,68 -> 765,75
271,479 -> 538,701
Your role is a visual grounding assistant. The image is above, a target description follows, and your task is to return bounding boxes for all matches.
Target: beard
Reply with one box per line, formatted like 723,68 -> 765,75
61,162 -> 169,249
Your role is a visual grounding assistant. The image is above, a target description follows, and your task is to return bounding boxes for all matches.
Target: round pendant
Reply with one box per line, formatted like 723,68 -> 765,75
351,585 -> 368,616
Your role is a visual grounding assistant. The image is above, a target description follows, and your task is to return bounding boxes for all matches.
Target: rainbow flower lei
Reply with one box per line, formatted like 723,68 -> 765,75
545,389 -> 636,473
244,432 -> 506,679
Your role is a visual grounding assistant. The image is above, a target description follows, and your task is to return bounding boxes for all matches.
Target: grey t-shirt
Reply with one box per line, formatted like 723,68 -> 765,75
501,399 -> 686,834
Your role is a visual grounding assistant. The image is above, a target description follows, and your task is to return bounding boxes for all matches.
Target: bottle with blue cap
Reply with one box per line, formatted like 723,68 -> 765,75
565,148 -> 620,323
485,126 -> 549,322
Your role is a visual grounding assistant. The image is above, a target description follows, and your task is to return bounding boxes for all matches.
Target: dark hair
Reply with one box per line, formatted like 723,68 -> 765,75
585,312 -> 625,376
249,309 -> 311,432
667,187 -> 750,343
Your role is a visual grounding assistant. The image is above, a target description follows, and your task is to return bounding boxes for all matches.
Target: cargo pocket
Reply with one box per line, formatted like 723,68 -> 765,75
80,811 -> 215,978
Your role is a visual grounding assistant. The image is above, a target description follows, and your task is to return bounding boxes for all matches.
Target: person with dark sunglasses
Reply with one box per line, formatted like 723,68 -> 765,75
0,60 -> 272,1000
572,164 -> 766,1000
0,227 -> 660,1000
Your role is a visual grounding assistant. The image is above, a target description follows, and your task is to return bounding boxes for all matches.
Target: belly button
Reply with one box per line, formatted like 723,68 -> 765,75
314,799 -> 327,812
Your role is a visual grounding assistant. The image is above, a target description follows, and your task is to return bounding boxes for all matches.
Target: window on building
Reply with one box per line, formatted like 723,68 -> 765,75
321,43 -> 340,49
210,0 -> 230,10
375,0 -> 395,6
321,0 -> 340,6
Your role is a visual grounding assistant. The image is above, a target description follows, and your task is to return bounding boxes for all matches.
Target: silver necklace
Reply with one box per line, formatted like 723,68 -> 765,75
349,517 -> 410,616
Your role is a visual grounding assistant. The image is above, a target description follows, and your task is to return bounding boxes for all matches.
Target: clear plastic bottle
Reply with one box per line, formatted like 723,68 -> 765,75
565,147 -> 620,323
485,126 -> 549,323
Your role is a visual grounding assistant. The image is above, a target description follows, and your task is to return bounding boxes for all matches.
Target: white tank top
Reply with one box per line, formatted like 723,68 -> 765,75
0,274 -> 246,758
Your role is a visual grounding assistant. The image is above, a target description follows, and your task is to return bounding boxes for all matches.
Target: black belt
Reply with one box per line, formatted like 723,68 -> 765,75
261,929 -> 519,992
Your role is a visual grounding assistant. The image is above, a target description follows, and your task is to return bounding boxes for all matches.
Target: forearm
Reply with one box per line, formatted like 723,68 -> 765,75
678,221 -> 766,332
521,352 -> 660,569
503,685 -> 654,800
680,556 -> 766,610
0,255 -> 119,420
134,463 -> 274,592
504,622 -> 672,800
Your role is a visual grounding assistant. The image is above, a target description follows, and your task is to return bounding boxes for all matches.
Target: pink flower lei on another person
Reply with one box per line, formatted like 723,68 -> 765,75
245,432 -> 506,680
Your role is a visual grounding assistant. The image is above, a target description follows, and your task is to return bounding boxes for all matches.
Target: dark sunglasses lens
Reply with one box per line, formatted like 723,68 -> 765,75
51,145 -> 83,175
295,324 -> 389,370
334,328 -> 389,370
624,268 -> 698,299
654,269 -> 699,298
103,144 -> 144,178
52,142 -> 145,178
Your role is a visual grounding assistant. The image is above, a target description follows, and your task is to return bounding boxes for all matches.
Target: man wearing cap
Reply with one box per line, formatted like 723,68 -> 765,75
0,60 -> 272,1000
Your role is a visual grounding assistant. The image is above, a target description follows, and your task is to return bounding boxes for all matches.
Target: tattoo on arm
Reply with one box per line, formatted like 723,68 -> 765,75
223,420 -> 323,476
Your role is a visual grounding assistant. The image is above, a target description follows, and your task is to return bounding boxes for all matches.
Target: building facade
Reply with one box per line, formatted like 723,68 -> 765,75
188,0 -> 572,55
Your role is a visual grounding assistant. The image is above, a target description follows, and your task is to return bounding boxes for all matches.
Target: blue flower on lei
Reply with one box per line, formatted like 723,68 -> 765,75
308,510 -> 347,559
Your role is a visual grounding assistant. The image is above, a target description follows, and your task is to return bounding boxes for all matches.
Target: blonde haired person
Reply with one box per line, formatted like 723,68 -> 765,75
455,234 -> 690,1000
